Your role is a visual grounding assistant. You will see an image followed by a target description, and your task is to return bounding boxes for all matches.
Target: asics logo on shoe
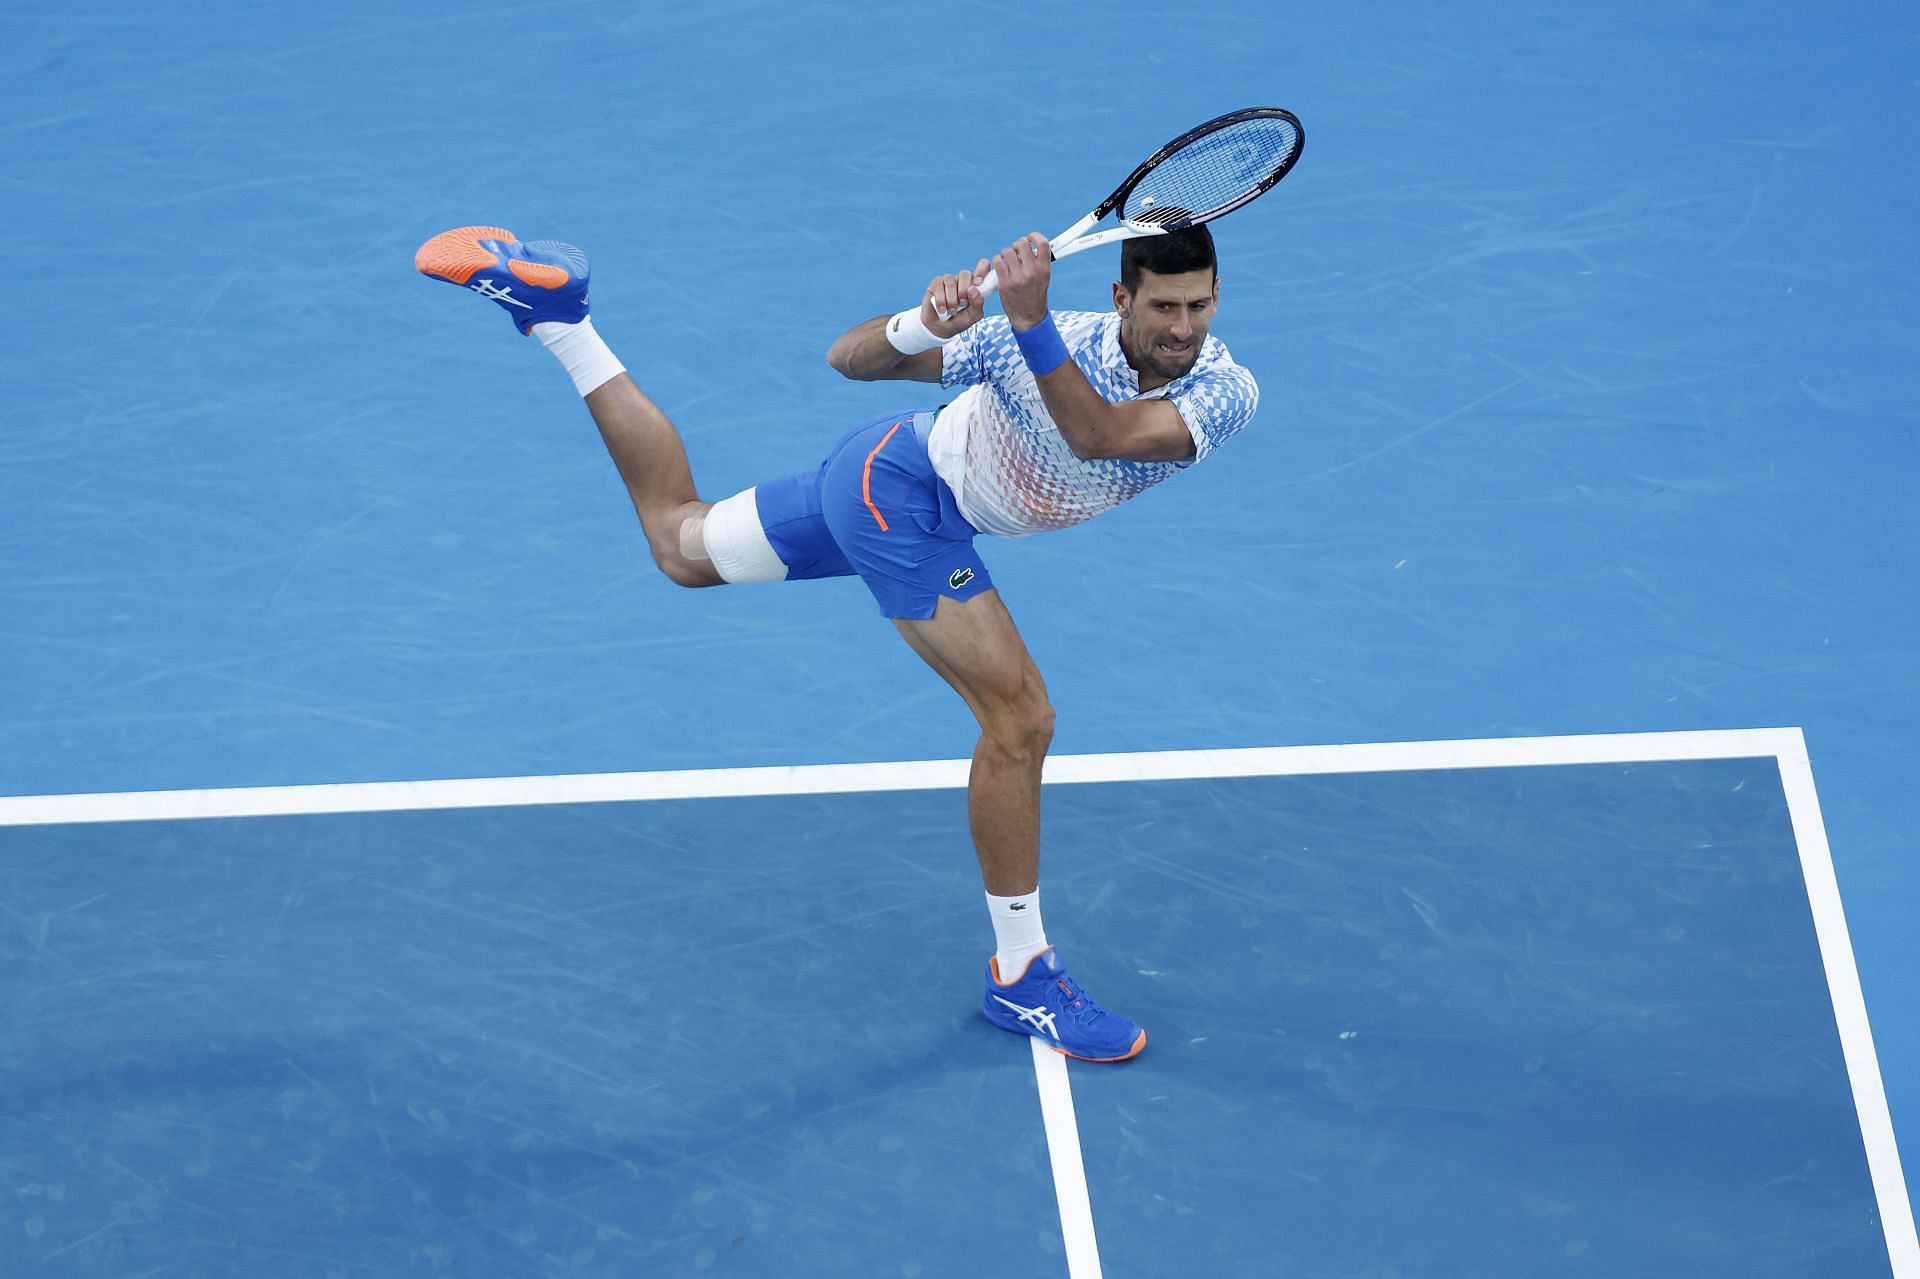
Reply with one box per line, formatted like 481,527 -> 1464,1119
990,994 -> 1058,1040
469,279 -> 532,310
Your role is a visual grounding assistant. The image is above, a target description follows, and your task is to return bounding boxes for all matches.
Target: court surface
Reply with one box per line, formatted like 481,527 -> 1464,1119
3,732 -> 1913,1275
4,0 -> 1917,1273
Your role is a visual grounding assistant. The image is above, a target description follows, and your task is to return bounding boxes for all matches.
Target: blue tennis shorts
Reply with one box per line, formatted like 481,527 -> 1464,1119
754,410 -> 993,620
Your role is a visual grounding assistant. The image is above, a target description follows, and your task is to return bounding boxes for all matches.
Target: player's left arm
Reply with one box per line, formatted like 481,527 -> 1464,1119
992,234 -> 1196,463
827,262 -> 991,383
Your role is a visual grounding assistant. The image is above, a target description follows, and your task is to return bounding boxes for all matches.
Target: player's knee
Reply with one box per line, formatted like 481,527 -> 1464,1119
1026,698 -> 1057,753
985,686 -> 1054,759
655,549 -> 722,589
638,509 -> 724,588
658,558 -> 705,588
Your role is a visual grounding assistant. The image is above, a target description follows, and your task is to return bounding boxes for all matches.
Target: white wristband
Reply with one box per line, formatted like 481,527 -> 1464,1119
884,305 -> 950,356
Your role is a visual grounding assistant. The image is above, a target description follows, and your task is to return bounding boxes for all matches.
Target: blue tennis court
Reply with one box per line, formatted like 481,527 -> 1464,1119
1,737 -> 1907,1273
4,0 -> 1916,1274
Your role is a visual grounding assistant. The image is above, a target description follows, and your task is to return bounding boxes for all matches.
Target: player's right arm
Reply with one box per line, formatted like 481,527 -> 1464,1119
827,262 -> 990,383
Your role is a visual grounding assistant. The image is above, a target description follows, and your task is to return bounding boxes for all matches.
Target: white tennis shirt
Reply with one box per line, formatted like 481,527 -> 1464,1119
930,310 -> 1260,538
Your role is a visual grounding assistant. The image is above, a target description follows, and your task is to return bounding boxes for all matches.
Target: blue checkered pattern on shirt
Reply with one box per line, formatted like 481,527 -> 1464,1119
932,311 -> 1259,537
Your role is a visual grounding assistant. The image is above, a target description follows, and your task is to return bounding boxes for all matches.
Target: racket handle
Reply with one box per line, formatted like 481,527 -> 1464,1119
931,268 -> 1000,324
931,213 -> 1098,320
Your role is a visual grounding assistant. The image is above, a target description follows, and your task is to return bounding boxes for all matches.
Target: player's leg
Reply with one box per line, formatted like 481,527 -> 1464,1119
416,226 -> 718,587
581,374 -> 720,588
580,376 -> 879,591
891,591 -> 1051,898
812,416 -> 1050,896
894,590 -> 1145,1063
817,417 -> 1145,1062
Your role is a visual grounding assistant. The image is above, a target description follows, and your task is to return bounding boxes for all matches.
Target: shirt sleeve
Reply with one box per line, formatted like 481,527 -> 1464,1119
1167,362 -> 1260,463
939,316 -> 1008,390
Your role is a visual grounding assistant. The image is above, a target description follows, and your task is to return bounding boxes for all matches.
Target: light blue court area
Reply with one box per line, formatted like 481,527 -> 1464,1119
4,737 -> 1910,1276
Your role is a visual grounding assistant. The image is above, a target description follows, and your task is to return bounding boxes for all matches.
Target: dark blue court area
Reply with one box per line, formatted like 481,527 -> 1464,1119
1,760 -> 1895,1275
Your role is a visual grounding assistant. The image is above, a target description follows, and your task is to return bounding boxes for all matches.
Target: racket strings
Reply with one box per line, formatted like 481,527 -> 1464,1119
1120,115 -> 1302,227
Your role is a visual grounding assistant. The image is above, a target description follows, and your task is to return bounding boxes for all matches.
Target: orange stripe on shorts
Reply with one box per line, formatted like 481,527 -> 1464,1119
861,420 -> 905,531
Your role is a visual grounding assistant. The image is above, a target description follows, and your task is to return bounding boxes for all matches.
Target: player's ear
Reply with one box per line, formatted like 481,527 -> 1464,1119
1111,280 -> 1129,317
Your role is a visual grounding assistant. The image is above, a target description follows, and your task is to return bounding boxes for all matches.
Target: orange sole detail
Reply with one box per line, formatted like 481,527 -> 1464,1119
415,225 -> 516,284
507,258 -> 570,288
1053,1029 -> 1147,1063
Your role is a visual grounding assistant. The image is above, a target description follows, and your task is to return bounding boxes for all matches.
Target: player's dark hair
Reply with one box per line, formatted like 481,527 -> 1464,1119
1120,221 -> 1216,292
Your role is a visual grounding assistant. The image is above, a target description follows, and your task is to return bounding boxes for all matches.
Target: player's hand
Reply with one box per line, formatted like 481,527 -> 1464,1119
992,233 -> 1052,330
922,260 -> 991,337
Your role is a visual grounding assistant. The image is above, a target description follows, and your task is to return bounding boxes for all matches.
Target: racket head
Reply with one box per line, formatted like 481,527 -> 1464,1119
1098,107 -> 1304,232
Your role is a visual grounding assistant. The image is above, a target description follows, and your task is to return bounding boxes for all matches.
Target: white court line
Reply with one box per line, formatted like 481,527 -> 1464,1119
1,727 -> 1912,1275
1775,736 -> 1920,1275
1031,1042 -> 1103,1279
0,727 -> 1801,827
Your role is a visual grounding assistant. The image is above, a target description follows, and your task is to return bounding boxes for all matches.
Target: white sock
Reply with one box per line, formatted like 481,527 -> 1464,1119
986,888 -> 1049,984
532,316 -> 626,397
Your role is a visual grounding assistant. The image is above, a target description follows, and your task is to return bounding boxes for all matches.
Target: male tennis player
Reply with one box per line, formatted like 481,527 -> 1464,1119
417,222 -> 1257,1062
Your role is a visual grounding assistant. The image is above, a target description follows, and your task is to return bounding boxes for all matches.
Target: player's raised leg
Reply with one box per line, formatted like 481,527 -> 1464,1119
894,590 -> 1147,1064
416,226 -> 719,587
580,376 -> 721,587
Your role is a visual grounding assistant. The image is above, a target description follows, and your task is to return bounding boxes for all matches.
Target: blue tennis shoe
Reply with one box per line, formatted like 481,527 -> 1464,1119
415,225 -> 589,334
982,947 -> 1147,1063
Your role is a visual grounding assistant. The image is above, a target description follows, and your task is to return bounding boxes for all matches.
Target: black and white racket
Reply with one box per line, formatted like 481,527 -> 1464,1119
936,106 -> 1304,319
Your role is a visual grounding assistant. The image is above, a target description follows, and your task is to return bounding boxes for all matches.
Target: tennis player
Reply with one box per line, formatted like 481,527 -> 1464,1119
417,223 -> 1258,1062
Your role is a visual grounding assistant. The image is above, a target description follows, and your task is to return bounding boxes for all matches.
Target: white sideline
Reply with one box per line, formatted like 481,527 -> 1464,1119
1774,741 -> 1920,1275
1,727 -> 1911,1276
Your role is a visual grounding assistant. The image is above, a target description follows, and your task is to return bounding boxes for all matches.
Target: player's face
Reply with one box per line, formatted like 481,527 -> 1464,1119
1114,268 -> 1220,384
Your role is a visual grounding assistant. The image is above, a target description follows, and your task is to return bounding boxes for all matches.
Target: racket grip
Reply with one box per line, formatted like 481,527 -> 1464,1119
932,268 -> 1001,323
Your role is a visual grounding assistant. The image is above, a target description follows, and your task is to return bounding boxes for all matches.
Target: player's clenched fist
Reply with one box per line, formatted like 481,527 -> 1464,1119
992,233 -> 1052,330
923,260 -> 992,337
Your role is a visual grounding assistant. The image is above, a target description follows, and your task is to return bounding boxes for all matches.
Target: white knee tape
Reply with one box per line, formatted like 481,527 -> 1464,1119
703,487 -> 789,584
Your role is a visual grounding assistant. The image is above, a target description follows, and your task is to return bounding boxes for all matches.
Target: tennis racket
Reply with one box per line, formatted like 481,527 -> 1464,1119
933,106 -> 1304,320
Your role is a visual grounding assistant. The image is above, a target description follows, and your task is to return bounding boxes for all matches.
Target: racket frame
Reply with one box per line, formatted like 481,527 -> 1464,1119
934,106 -> 1303,320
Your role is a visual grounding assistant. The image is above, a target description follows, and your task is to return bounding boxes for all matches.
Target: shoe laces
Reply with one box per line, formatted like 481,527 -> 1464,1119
1050,973 -> 1108,1027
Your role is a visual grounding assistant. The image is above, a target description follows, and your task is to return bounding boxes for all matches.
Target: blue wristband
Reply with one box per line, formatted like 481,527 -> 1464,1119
1013,313 -> 1070,377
